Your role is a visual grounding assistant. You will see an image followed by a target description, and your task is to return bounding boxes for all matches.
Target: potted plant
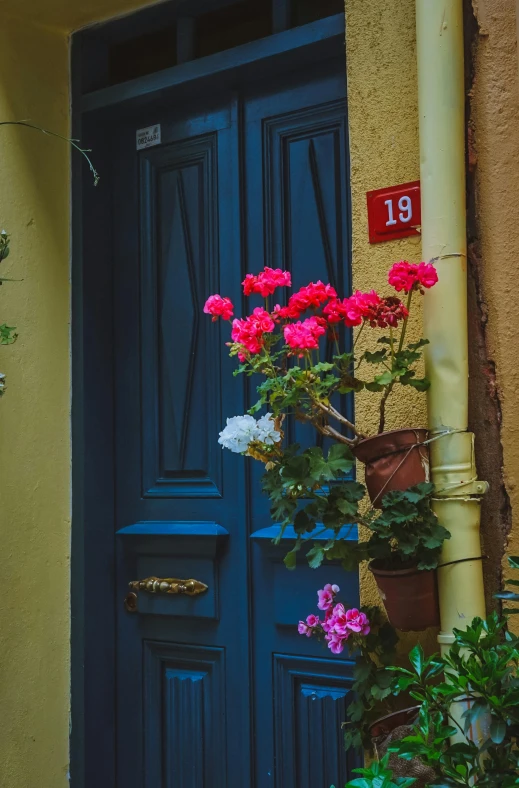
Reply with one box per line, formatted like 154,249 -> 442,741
388,613 -> 519,786
204,263 -> 449,629
262,448 -> 448,630
204,260 -> 438,505
298,582 -> 411,752
342,753 -> 418,788
340,613 -> 519,788
361,482 -> 449,631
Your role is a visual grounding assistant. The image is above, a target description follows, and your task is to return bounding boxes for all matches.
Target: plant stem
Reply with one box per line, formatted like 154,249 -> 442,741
312,397 -> 365,438
353,320 -> 366,350
397,289 -> 414,354
0,120 -> 100,185
378,290 -> 414,433
378,382 -> 393,434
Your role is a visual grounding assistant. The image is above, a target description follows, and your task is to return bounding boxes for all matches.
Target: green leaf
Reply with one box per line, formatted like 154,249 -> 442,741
326,444 -> 355,475
364,349 -> 388,364
364,381 -> 384,392
374,370 -> 394,386
293,509 -> 314,534
312,361 -> 335,372
490,717 -> 507,744
0,323 -> 17,345
283,543 -> 300,570
409,645 -> 424,677
402,375 -> 430,392
306,544 -> 325,569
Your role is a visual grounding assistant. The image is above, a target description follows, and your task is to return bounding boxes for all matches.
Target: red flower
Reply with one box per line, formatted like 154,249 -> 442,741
370,297 -> 409,328
283,316 -> 327,356
203,294 -> 234,321
242,267 -> 292,297
388,261 -> 438,293
231,307 -> 275,358
282,281 -> 337,319
323,298 -> 350,324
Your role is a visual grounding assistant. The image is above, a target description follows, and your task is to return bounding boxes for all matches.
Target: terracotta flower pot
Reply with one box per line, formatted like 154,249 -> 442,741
369,559 -> 440,631
353,428 -> 429,505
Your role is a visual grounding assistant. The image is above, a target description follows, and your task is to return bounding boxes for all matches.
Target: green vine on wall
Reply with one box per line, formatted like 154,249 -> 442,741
0,121 -> 99,398
0,231 -> 16,396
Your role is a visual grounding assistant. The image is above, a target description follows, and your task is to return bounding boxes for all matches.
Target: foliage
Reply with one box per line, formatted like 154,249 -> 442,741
389,614 -> 519,786
261,444 -> 448,573
299,585 -> 400,752
342,753 -> 417,788
363,483 -> 450,571
345,607 -> 401,751
0,231 -> 16,397
495,555 -> 519,615
260,442 -> 365,570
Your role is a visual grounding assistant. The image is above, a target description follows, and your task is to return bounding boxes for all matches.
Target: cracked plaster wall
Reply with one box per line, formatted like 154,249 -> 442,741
468,0 -> 519,622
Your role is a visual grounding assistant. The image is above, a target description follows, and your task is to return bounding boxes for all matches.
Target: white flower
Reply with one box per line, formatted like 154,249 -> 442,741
0,372 -> 5,396
218,413 -> 281,453
218,415 -> 260,453
255,414 -> 281,445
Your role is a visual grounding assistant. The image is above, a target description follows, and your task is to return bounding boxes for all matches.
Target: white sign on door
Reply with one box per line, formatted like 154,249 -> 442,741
136,124 -> 161,151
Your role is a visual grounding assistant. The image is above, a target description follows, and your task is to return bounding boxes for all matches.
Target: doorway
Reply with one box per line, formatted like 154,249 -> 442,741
72,3 -> 359,786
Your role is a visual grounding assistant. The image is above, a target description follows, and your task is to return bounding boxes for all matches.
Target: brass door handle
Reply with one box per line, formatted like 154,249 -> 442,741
128,576 -> 208,596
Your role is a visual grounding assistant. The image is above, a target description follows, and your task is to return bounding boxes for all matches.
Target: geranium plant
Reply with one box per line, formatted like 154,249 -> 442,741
205,261 -> 437,444
298,583 -> 401,751
204,263 -> 448,630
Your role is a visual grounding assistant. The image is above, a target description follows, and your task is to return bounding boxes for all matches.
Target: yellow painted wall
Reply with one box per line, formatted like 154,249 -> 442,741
345,0 -> 437,654
0,16 -> 71,788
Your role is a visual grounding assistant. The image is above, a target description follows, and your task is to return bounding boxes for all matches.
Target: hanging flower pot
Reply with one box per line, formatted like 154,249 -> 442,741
353,428 -> 429,506
369,559 -> 440,631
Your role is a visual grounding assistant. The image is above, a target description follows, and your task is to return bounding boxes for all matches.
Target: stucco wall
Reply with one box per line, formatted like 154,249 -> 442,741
470,0 -> 519,618
0,17 -> 71,788
345,0 -> 437,653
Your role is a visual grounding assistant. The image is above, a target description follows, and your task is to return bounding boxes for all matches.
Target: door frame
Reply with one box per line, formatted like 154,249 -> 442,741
71,10 -> 348,787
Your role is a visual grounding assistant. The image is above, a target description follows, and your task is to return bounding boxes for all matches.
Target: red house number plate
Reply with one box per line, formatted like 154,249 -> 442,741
366,181 -> 421,244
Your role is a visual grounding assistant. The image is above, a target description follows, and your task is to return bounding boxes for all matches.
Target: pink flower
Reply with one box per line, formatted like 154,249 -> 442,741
329,604 -> 371,638
242,267 -> 292,297
416,262 -> 438,289
283,316 -> 327,355
325,631 -> 348,654
344,608 -> 371,636
317,583 -> 340,611
281,281 -> 337,319
231,307 -> 275,357
321,607 -> 335,633
298,621 -> 311,637
388,261 -> 438,293
203,294 -> 234,321
306,614 -> 320,628
341,290 -> 382,327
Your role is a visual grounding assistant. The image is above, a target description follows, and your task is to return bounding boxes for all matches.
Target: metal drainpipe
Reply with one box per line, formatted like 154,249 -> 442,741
415,0 -> 487,656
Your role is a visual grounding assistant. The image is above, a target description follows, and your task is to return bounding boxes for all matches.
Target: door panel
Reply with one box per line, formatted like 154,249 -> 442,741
112,61 -> 360,788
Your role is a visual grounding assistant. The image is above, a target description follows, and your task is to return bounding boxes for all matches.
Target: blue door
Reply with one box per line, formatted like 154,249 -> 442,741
111,57 -> 360,788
